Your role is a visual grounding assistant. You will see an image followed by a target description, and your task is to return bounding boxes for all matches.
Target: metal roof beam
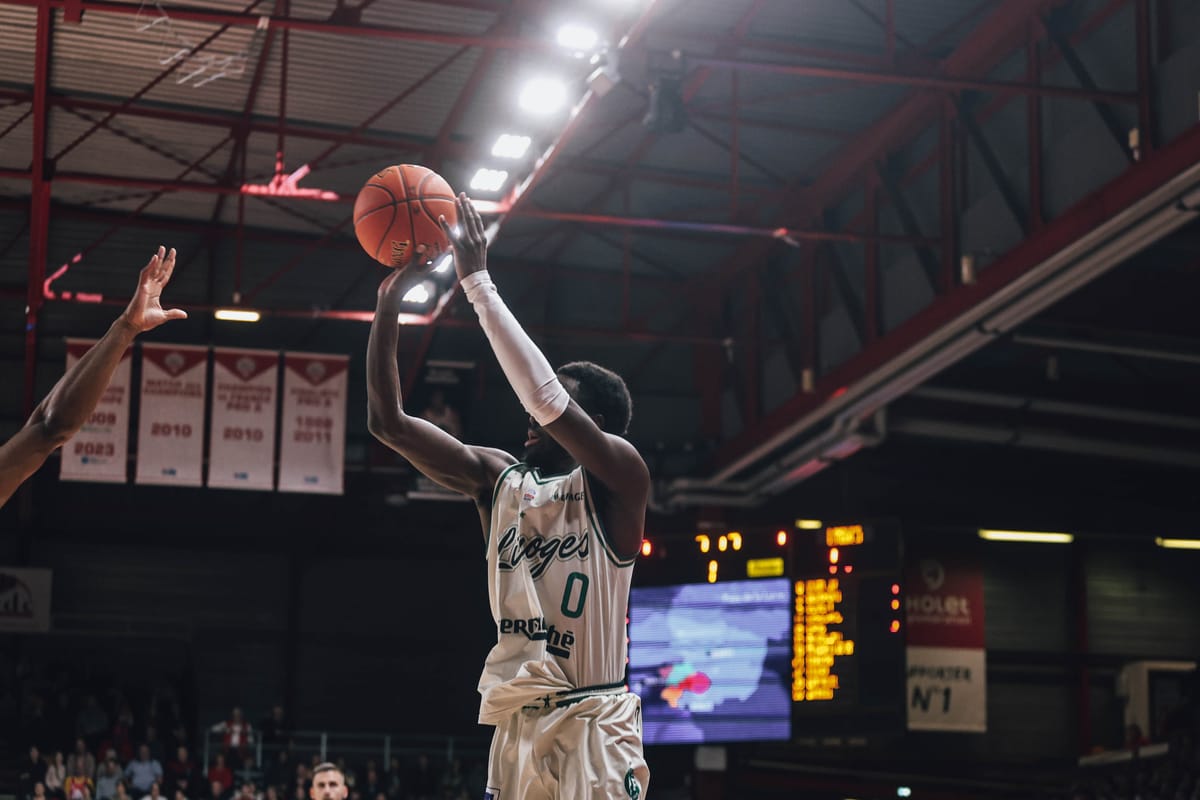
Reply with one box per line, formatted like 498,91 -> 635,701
1043,8 -> 1135,162
0,0 -> 557,52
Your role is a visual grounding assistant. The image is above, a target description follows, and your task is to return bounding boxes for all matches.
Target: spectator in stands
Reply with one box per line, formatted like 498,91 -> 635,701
210,708 -> 253,768
207,755 -> 233,796
110,705 -> 136,765
23,695 -> 53,753
20,745 -> 48,800
263,787 -> 280,800
164,747 -> 197,797
64,762 -> 94,800
113,782 -> 130,800
359,768 -> 381,800
259,706 -> 288,750
384,757 -> 402,800
173,791 -> 188,800
77,697 -> 110,753
234,782 -> 259,800
69,739 -> 97,783
340,759 -> 358,791
32,784 -> 48,800
125,746 -> 163,796
140,782 -> 167,800
437,759 -> 462,800
95,761 -> 121,800
404,755 -> 437,800
206,782 -> 227,800
144,726 -> 166,765
46,751 -> 67,799
264,749 -> 291,794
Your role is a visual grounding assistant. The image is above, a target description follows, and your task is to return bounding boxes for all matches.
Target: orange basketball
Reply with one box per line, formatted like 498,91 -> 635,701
353,164 -> 458,268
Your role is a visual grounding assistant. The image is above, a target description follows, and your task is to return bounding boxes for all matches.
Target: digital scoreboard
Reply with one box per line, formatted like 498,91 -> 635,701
632,520 -> 906,737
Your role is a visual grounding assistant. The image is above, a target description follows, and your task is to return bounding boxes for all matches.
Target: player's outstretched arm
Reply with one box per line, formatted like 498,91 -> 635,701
0,246 -> 187,507
366,267 -> 514,504
441,195 -> 649,554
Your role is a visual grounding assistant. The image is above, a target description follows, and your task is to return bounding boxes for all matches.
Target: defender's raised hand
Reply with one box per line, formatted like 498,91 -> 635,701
120,246 -> 187,333
438,193 -> 488,281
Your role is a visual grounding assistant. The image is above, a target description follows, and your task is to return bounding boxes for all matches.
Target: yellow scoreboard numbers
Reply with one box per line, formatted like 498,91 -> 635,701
792,578 -> 855,702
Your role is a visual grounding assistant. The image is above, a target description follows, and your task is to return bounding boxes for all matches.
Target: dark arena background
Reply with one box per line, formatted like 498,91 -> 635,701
3,0 -> 1200,798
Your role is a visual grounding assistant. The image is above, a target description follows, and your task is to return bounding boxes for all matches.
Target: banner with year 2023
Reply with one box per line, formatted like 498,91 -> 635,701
136,343 -> 208,487
207,348 -> 279,491
59,339 -> 132,484
278,352 -> 348,495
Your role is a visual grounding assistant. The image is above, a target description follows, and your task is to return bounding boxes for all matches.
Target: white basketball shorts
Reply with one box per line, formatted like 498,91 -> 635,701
485,692 -> 650,800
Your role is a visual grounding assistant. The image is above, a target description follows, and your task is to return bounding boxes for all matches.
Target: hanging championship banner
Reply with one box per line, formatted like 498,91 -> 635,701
60,338 -> 131,484
207,348 -> 279,491
136,343 -> 208,487
278,352 -> 348,495
0,567 -> 53,633
905,555 -> 987,732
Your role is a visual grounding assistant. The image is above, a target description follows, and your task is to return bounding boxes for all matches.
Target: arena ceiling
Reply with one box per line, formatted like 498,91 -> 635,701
3,0 -> 1200,536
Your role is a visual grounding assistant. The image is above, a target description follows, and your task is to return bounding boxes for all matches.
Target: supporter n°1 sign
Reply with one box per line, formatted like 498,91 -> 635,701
905,555 -> 987,732
207,348 -> 279,491
60,338 -> 131,484
278,352 -> 347,495
136,343 -> 207,487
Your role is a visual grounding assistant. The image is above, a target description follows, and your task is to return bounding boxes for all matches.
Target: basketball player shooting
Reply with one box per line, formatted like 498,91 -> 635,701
366,194 -> 650,799
0,246 -> 186,508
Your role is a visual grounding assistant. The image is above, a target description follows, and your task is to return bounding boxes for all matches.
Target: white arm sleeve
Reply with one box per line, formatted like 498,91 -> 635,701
461,270 -> 570,426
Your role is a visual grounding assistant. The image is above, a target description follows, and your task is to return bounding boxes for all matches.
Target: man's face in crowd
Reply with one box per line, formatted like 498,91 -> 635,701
309,772 -> 347,800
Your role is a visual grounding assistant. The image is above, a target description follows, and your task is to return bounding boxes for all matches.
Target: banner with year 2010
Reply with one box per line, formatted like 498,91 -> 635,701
207,347 -> 279,491
59,338 -> 132,484
136,343 -> 208,487
278,352 -> 348,495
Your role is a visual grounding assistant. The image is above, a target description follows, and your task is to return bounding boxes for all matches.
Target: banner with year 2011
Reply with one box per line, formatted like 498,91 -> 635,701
207,348 -> 279,491
136,343 -> 208,487
278,352 -> 348,495
59,338 -> 132,484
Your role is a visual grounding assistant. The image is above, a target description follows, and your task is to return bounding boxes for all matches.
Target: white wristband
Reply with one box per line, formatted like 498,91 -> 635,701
462,270 -> 570,426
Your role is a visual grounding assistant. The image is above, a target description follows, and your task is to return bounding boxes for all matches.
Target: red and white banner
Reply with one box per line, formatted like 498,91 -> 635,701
278,352 -> 347,495
905,555 -> 987,732
60,338 -> 131,484
136,343 -> 208,487
207,348 -> 279,491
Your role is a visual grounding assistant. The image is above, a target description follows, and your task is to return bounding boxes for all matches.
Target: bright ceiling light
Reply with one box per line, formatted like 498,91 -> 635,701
402,281 -> 435,305
1155,537 -> 1200,550
469,168 -> 509,193
556,23 -> 599,53
491,133 -> 532,159
431,253 -> 453,274
214,308 -> 260,322
519,77 -> 568,115
795,519 -> 823,530
978,529 -> 1074,544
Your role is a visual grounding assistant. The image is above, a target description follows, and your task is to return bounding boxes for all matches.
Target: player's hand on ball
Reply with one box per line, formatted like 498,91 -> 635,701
439,193 -> 487,281
120,245 -> 187,333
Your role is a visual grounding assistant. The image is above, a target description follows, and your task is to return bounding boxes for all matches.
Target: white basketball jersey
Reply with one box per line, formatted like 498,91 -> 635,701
478,463 -> 636,723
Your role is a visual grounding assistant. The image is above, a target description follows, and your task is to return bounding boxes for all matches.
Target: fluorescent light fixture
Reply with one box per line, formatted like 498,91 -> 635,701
519,77 -> 568,115
470,168 -> 509,193
1155,537 -> 1200,550
402,281 -> 435,305
978,529 -> 1074,544
556,23 -> 599,53
431,253 -> 453,274
795,519 -> 823,530
214,308 -> 260,322
896,789 -> 912,799
491,133 -> 532,159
